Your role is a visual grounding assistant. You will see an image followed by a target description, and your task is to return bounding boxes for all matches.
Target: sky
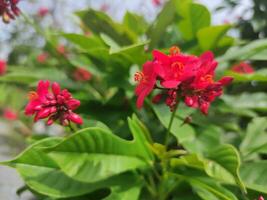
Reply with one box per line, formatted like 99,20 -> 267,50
0,0 -> 253,58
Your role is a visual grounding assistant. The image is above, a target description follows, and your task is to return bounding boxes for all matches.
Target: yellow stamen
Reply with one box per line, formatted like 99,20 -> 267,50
169,46 -> 181,56
171,62 -> 184,70
134,71 -> 145,82
28,91 -> 39,100
203,74 -> 214,83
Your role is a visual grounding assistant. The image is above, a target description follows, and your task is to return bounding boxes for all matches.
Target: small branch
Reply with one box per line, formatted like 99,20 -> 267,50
164,103 -> 178,146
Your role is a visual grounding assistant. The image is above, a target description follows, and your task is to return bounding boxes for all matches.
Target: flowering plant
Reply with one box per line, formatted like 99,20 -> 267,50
0,1 -> 267,200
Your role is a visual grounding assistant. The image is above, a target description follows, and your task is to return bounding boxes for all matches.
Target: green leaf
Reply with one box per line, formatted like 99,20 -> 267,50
152,104 -> 196,152
76,9 -> 136,45
1,137 -> 143,198
0,68 -> 69,85
240,161 -> 267,194
109,41 -> 149,65
206,144 -> 246,193
170,166 -> 238,200
248,48 -> 267,60
240,117 -> 267,158
190,177 -> 238,200
47,127 -> 153,183
62,33 -> 105,51
225,69 -> 267,82
197,25 -> 231,51
147,0 -> 177,49
123,12 -> 148,35
177,2 -> 210,41
104,177 -> 142,200
219,39 -> 267,61
222,93 -> 267,111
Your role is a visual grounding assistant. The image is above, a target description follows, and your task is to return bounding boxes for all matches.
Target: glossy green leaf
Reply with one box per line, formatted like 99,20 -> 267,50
2,137 -> 143,198
219,39 -> 267,61
123,12 -> 148,35
206,144 -> 246,192
197,25 -> 231,51
62,33 -> 105,51
240,117 -> 267,158
222,93 -> 267,111
240,161 -> 267,194
76,9 -> 136,45
170,167 -> 238,200
103,177 -> 142,200
225,69 -> 267,82
47,126 -> 153,183
147,0 -> 177,49
152,104 -> 196,152
190,177 -> 238,200
177,2 -> 210,41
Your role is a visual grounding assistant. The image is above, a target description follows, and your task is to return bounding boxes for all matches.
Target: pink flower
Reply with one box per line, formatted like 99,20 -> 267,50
37,52 -> 49,64
3,108 -> 17,120
25,80 -> 83,126
231,62 -> 254,74
0,0 -> 20,23
73,68 -> 92,82
0,59 -> 7,75
38,7 -> 49,17
134,61 -> 157,109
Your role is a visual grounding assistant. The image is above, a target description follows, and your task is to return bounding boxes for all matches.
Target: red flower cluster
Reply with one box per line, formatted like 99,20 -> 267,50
3,108 -> 17,120
152,0 -> 162,6
0,0 -> 20,23
0,59 -> 6,75
37,52 -> 49,64
37,7 -> 49,17
259,196 -> 265,200
73,67 -> 92,82
231,62 -> 254,74
25,80 -> 83,126
56,44 -> 66,55
135,46 -> 233,115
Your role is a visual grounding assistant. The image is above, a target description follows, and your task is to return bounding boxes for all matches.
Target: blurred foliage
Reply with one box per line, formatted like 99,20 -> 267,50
0,0 -> 267,199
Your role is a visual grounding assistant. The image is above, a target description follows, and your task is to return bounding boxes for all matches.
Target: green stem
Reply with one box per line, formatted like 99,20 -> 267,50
164,104 -> 178,146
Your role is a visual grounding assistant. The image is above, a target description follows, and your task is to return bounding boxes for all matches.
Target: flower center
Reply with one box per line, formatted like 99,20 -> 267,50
171,62 -> 184,70
169,46 -> 181,56
134,71 -> 146,83
201,74 -> 213,83
28,91 -> 39,100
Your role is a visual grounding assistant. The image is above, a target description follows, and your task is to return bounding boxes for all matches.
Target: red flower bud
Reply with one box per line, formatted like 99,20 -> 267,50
68,112 -> 83,125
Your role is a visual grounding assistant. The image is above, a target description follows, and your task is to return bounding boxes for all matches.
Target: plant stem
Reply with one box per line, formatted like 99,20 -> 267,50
164,103 -> 178,146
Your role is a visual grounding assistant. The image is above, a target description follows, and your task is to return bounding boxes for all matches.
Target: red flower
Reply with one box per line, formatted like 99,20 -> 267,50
231,62 -> 254,74
259,196 -> 265,200
73,68 -> 92,82
37,52 -> 49,64
152,0 -> 162,6
56,44 -> 66,55
100,4 -> 109,12
38,7 -> 49,17
153,46 -> 199,88
134,46 -> 233,115
0,0 -> 20,23
25,80 -> 83,126
3,108 -> 17,120
134,61 -> 157,108
0,59 -> 7,75
181,51 -> 233,115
